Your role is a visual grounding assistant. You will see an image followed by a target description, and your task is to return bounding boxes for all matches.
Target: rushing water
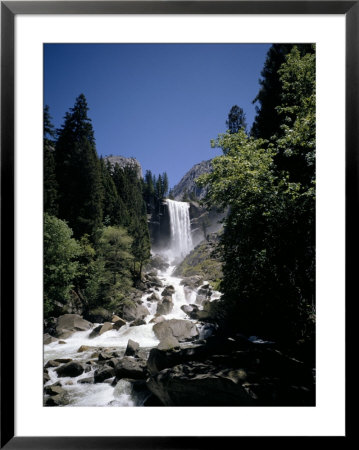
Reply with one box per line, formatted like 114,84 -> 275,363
44,200 -> 218,406
166,199 -> 193,262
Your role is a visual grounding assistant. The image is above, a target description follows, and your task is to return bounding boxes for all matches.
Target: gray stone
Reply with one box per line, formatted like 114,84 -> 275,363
156,297 -> 173,315
113,317 -> 127,330
153,319 -> 198,342
56,314 -> 92,339
115,357 -> 147,380
157,336 -> 180,351
94,366 -> 115,383
55,361 -> 84,378
44,333 -> 58,345
125,339 -> 139,356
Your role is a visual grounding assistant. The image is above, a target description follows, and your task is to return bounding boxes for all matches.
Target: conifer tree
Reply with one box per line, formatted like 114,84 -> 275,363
226,105 -> 247,134
55,94 -> 103,237
44,105 -> 58,215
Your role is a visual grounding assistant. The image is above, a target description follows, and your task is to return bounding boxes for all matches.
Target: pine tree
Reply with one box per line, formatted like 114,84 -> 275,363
55,94 -> 103,237
226,105 -> 247,134
44,105 -> 58,215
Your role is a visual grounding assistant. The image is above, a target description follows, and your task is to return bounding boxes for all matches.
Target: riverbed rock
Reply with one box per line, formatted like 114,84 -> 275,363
55,361 -> 84,378
125,339 -> 139,356
45,392 -> 69,406
149,315 -> 165,324
78,377 -> 94,384
156,296 -> 173,315
112,315 -> 121,323
94,365 -> 115,383
44,333 -> 58,345
44,360 -> 61,369
153,319 -> 199,342
162,285 -> 175,297
180,275 -> 203,289
77,345 -> 93,353
43,372 -> 51,383
146,362 -> 256,406
180,305 -> 194,315
56,314 -> 92,339
58,340 -> 67,344
44,384 -> 65,396
113,317 -> 127,330
129,318 -> 146,327
148,292 -> 161,302
89,324 -> 102,338
114,357 -> 147,380
122,303 -> 149,322
157,335 -> 180,351
99,322 -> 113,335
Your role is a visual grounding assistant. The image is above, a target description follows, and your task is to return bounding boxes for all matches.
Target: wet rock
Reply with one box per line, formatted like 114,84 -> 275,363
77,345 -> 93,353
45,392 -> 69,406
157,335 -> 180,351
78,377 -> 94,384
43,372 -> 50,383
125,339 -> 140,356
145,254 -> 170,272
150,315 -> 165,324
153,319 -> 198,342
115,357 -> 147,380
156,297 -> 173,315
112,315 -> 121,323
54,358 -> 72,364
44,333 -> 58,345
58,340 -> 66,345
148,292 -> 161,302
44,384 -> 65,396
94,365 -> 115,383
180,276 -> 203,289
180,305 -> 194,315
130,319 -> 146,327
113,317 -> 127,330
99,322 -> 113,335
45,360 -> 61,369
55,361 -> 84,378
56,314 -> 92,339
162,285 -> 175,297
122,303 -> 149,322
98,352 -> 113,362
89,324 -> 102,338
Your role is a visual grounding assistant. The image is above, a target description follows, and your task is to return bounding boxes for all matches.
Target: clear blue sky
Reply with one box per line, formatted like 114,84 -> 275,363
44,44 -> 271,188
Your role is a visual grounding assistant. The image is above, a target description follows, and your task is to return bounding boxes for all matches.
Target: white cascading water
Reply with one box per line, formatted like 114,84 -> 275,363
166,199 -> 193,262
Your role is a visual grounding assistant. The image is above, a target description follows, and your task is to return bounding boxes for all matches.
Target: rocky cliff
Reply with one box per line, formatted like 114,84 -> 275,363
105,155 -> 142,178
172,160 -> 212,201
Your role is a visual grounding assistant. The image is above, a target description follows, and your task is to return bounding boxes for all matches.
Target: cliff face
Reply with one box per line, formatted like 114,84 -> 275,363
172,160 -> 212,201
105,155 -> 142,178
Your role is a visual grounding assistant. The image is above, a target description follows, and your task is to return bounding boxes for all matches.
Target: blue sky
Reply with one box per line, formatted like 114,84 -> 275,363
44,44 -> 271,188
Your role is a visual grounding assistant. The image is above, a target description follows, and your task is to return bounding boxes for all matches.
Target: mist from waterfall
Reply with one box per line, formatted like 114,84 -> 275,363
166,199 -> 193,263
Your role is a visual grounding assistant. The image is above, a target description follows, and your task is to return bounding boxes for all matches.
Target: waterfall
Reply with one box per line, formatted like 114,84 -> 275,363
166,199 -> 193,261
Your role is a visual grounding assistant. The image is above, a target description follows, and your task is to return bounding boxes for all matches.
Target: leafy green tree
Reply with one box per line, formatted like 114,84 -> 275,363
226,105 -> 247,134
55,94 -> 103,237
198,46 -> 315,344
44,105 -> 58,215
94,226 -> 134,309
44,214 -> 80,317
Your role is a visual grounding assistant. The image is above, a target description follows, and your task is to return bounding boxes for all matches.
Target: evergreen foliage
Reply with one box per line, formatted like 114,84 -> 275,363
44,105 -> 58,215
226,105 -> 247,134
55,94 -> 103,237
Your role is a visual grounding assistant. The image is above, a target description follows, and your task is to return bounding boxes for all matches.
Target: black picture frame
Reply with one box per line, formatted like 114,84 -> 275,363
1,1 -> 354,448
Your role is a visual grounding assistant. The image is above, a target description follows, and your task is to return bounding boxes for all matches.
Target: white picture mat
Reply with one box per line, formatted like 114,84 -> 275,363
14,14 -> 345,436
